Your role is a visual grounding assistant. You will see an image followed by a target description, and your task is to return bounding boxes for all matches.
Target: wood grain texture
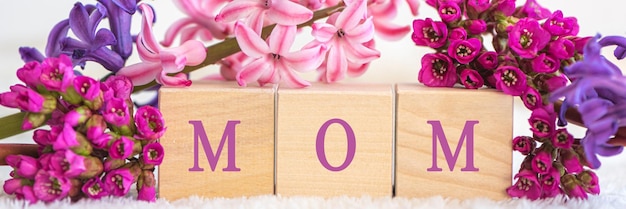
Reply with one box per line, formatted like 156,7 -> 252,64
276,83 -> 393,197
395,84 -> 512,200
158,81 -> 275,200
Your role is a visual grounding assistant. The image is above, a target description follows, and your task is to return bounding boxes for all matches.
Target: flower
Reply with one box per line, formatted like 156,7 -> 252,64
507,170 -> 542,200
476,51 -> 498,70
412,18 -> 447,48
528,106 -> 556,138
16,62 -> 43,89
437,1 -> 461,23
64,106 -> 93,127
310,0 -> 378,83
466,19 -> 486,34
531,151 -> 553,175
215,0 -> 313,33
6,155 -> 40,179
494,66 -> 527,96
418,53 -> 456,87
531,54 -> 559,74
235,22 -> 326,87
39,54 -> 75,92
539,167 -> 561,198
513,136 -> 536,155
579,170 -> 600,195
103,168 -> 134,196
561,174 -> 587,199
467,0 -> 489,14
448,27 -> 467,40
135,106 -> 166,140
447,38 -> 481,64
102,98 -> 131,127
73,76 -> 102,102
33,170 -> 71,202
496,0 -> 515,16
520,0 -> 551,20
142,143 -> 165,165
49,150 -> 86,178
53,123 -> 79,150
81,177 -> 109,199
560,149 -> 583,174
459,69 -> 484,89
116,4 -> 207,87
543,10 -> 579,36
0,84 -> 46,113
109,136 -> 135,159
507,18 -> 551,59
521,86 -> 542,110
161,0 -> 231,47
137,184 -> 156,202
98,0 -> 138,60
552,128 -> 573,149
548,38 -> 575,59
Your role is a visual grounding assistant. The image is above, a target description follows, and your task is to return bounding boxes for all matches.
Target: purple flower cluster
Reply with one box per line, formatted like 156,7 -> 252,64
413,0 -> 602,200
0,55 -> 165,203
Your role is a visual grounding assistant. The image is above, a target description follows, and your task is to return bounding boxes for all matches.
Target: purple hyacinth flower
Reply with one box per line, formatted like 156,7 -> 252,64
49,150 -> 86,178
19,47 -> 46,63
39,54 -> 75,92
494,66 -> 527,96
521,86 -> 542,110
135,106 -> 166,140
418,53 -> 457,87
528,106 -> 556,138
98,0 -> 137,60
507,18 -> 551,59
102,98 -> 131,126
33,170 -> 71,202
447,38 -> 481,64
543,10 -> 579,36
437,2 -> 461,23
448,27 -> 467,40
477,51 -> 498,70
104,168 -> 134,196
63,3 -> 124,71
82,177 -> 109,199
507,170 -> 541,200
19,19 -> 70,64
109,136 -> 135,159
531,53 -> 559,74
142,143 -> 164,165
412,18 -> 448,49
6,155 -> 40,179
598,35 -> 626,60
460,69 -> 484,89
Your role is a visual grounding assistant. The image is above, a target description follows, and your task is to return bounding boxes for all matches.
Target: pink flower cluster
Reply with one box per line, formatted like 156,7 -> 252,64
412,0 -> 599,200
0,55 -> 165,203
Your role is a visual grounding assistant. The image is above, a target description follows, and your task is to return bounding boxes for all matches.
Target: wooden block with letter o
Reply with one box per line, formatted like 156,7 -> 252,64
395,84 -> 512,199
276,83 -> 394,197
158,81 -> 275,200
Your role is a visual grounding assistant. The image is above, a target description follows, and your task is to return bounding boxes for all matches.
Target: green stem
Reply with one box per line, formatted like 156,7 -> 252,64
0,3 -> 345,140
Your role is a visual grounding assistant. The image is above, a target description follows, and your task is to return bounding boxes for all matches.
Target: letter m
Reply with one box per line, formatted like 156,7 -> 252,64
426,120 -> 479,172
188,120 -> 241,172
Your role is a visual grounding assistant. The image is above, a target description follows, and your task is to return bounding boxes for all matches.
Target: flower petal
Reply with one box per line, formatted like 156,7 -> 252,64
156,72 -> 192,87
116,62 -> 162,86
161,39 -> 207,70
46,20 -> 70,57
161,18 -> 194,47
372,18 -> 411,41
19,47 -> 45,63
283,45 -> 327,72
235,22 -> 270,58
215,0 -> 261,23
137,4 -> 161,61
335,0 -> 366,29
343,40 -> 380,63
406,0 -> 420,16
237,56 -> 272,86
268,25 -> 296,55
325,45 -> 347,82
345,17 -> 375,43
69,3 -> 94,42
278,61 -> 310,88
93,28 -> 117,48
311,23 -> 337,43
266,0 -> 313,26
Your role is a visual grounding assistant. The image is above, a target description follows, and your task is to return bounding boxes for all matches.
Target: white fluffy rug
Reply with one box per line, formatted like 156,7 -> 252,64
1,154 -> 625,209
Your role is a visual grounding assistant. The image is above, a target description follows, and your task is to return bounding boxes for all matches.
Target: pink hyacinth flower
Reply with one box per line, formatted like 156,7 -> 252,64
368,0 -> 414,41
234,22 -> 326,87
310,0 -> 379,83
135,106 -> 167,140
162,0 -> 232,47
215,0 -> 313,33
117,4 -> 207,87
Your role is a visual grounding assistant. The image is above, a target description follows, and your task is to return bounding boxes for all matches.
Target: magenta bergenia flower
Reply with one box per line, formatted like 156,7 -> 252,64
560,149 -> 583,174
104,168 -> 134,196
142,143 -> 165,165
102,98 -> 130,126
215,0 -> 313,33
507,170 -> 542,200
494,66 -> 527,96
548,38 -> 575,59
531,53 -> 559,74
235,22 -> 326,87
531,151 -> 553,175
412,18 -> 447,48
579,170 -> 600,195
543,10 -> 579,36
496,0 -> 515,16
477,51 -> 498,70
310,0 -> 378,83
539,167 -> 561,198
562,174 -> 587,198
467,0 -> 489,14
109,136 -> 135,159
73,76 -> 101,101
552,128 -> 574,149
82,177 -> 109,199
64,106 -> 93,127
137,184 -> 156,202
162,0 -> 231,47
447,38 -> 481,64
466,19 -> 486,34
520,0 -> 551,20
437,1 -> 461,23
102,75 -> 133,100
53,123 -> 79,150
135,106 -> 166,140
448,27 -> 467,40
49,150 -> 86,178
528,106 -> 556,138
460,69 -> 484,89
512,136 -> 535,155
117,4 -> 207,87
0,84 -> 45,113
6,155 -> 40,179
86,114 -> 106,141
39,54 -> 75,92
33,170 -> 71,202
16,62 -> 42,89
418,53 -> 456,87
507,18 -> 551,59
521,86 -> 542,110
4,178 -> 24,196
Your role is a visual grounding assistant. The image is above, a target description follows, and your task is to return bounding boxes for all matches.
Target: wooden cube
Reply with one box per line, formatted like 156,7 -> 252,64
395,84 -> 512,200
276,83 -> 393,197
158,81 -> 275,200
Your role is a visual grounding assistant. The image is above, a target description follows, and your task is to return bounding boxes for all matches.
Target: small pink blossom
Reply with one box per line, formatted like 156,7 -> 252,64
102,75 -> 133,100
448,27 -> 467,40
560,149 -> 583,174
460,69 -> 484,89
532,151 -> 553,175
53,123 -> 79,150
521,86 -> 542,110
142,143 -> 165,165
109,136 -> 135,159
81,177 -> 109,199
528,106 -> 556,138
579,170 -> 600,195
16,61 -> 42,89
466,19 -> 486,34
6,155 -> 40,179
103,168 -> 134,196
476,51 -> 498,70
162,0 -> 231,47
3,178 -> 24,195
520,0 -> 551,20
39,54 -> 75,92
215,0 -> 313,33
137,185 -> 156,202
134,106 -> 166,140
102,98 -> 130,126
412,18 -> 447,48
447,38 -> 481,64
507,170 -> 541,200
33,170 -> 71,202
562,174 -> 587,198
467,0 -> 490,14
0,84 -> 46,113
539,167 -> 561,198
512,136 -> 535,155
544,75 -> 568,92
548,38 -> 575,60
494,66 -> 527,96
543,10 -> 579,36
552,128 -> 574,149
49,150 -> 86,178
437,1 -> 461,23
507,18 -> 551,59
117,4 -> 207,87
496,0 -> 515,16
73,76 -> 101,101
418,53 -> 456,87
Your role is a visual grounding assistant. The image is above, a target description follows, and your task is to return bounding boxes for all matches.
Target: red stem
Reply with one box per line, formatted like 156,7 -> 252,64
0,144 -> 38,165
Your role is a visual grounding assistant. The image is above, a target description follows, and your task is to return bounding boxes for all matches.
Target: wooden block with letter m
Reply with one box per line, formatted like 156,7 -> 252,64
395,84 -> 512,199
276,83 -> 394,197
158,81 -> 275,200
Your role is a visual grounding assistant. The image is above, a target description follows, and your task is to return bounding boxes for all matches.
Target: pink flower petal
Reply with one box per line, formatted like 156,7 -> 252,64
116,62 -> 162,86
137,4 -> 161,62
311,23 -> 337,43
373,18 -> 411,41
370,0 -> 398,20
343,40 -> 380,63
258,64 -> 280,86
347,59 -> 370,77
325,45 -> 347,82
406,0 -> 420,16
235,22 -> 270,58
278,61 -> 310,88
163,40 -> 207,68
345,17 -> 375,43
266,0 -> 313,26
161,18 -> 194,47
156,72 -> 192,87
335,0 -> 366,29
283,45 -> 327,72
246,9 -> 266,33
237,56 -> 272,86
215,0 -> 262,23
268,25 -> 296,55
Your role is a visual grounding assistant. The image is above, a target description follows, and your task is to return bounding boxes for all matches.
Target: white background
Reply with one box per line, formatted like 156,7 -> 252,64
1,0 -> 626,187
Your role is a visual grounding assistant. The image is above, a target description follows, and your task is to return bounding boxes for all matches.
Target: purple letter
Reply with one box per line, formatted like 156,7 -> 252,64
316,118 -> 356,172
426,120 -> 479,172
188,120 -> 241,172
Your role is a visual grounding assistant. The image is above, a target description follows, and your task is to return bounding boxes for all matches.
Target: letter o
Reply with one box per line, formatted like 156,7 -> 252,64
316,118 -> 356,172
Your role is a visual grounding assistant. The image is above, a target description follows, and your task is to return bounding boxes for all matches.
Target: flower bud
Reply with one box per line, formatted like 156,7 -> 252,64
64,106 -> 93,127
79,156 -> 104,179
6,155 -> 40,179
22,112 -> 46,130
